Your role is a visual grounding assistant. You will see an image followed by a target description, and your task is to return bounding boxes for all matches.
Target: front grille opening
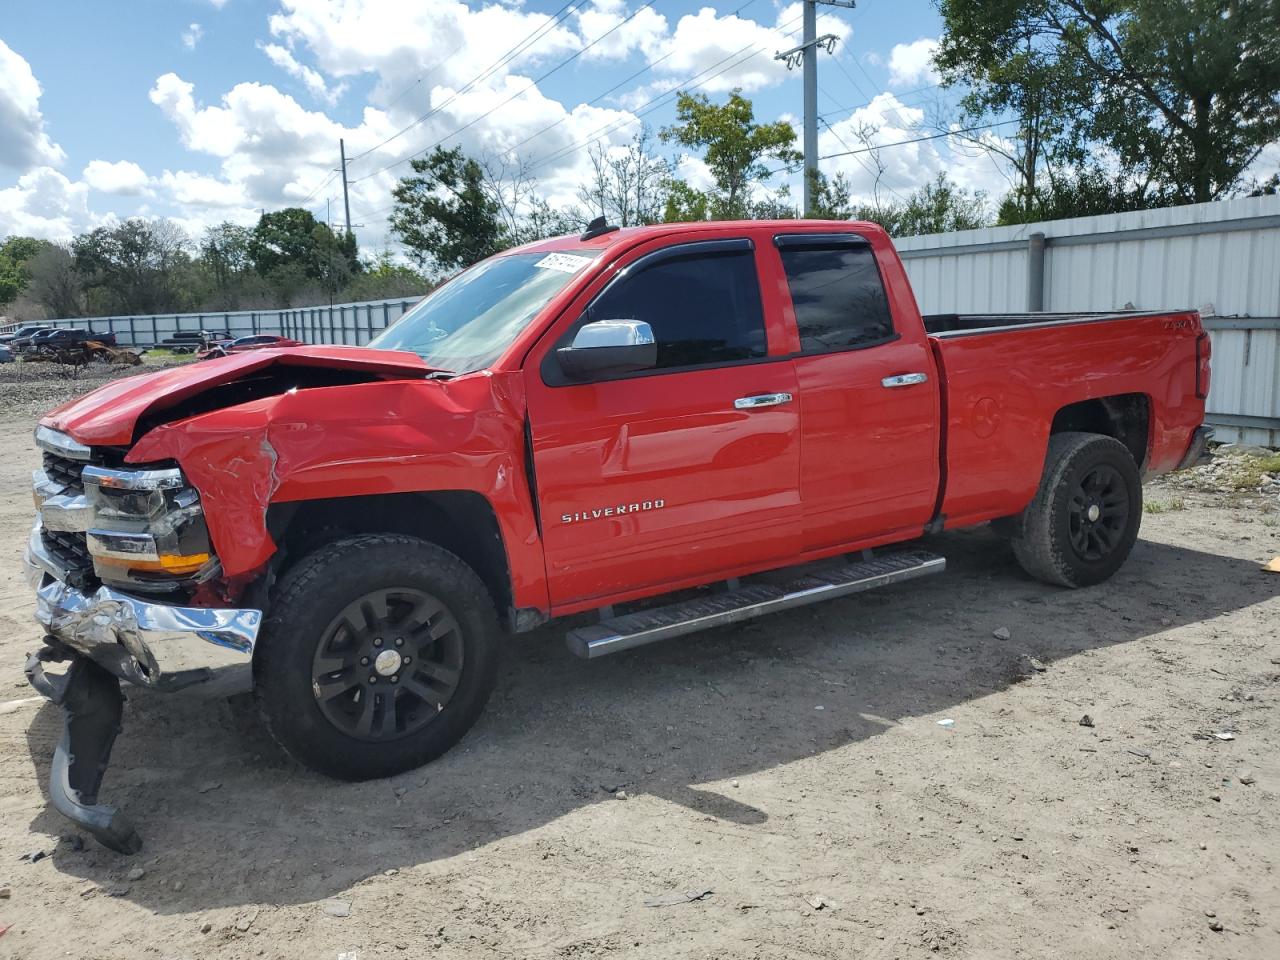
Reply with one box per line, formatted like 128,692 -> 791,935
41,527 -> 92,576
42,451 -> 86,494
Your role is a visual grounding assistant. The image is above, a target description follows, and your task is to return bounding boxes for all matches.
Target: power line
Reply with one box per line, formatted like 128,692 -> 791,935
353,31 -> 793,225
350,1 -> 658,184
498,0 -> 761,162
347,0 -> 585,164
297,169 -> 339,207
522,8 -> 808,176
818,119 -> 1016,161
819,115 -> 908,203
816,81 -> 941,121
355,9 -> 811,226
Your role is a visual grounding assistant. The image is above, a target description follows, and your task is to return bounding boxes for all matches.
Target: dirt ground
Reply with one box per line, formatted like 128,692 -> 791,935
0,365 -> 1277,960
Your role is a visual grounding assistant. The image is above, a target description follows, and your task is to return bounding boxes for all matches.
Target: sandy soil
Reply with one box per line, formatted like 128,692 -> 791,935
0,370 -> 1277,959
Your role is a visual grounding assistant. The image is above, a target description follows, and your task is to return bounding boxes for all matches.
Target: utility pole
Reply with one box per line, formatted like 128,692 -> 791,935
775,0 -> 855,217
339,138 -> 353,240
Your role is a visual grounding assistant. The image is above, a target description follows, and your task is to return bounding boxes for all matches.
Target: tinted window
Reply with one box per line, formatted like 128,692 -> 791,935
586,249 -> 766,371
779,244 -> 894,352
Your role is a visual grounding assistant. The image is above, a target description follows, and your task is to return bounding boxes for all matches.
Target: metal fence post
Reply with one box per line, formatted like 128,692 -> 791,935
1027,232 -> 1046,312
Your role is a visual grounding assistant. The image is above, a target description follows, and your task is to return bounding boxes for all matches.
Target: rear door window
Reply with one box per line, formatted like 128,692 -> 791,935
777,238 -> 895,353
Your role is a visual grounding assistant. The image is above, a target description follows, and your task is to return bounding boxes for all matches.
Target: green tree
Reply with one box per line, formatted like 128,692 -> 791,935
201,223 -> 253,289
850,173 -> 988,237
577,127 -> 672,226
937,0 -> 1280,207
660,90 -> 802,219
0,235 -> 52,304
248,208 -> 356,281
996,165 -> 1172,224
389,146 -> 507,275
661,180 -> 713,222
808,171 -> 855,220
343,251 -> 431,301
72,219 -> 192,314
24,244 -> 83,318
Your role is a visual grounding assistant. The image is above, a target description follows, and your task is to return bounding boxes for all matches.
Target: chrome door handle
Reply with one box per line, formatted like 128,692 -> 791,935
734,392 -> 794,410
881,373 -> 929,388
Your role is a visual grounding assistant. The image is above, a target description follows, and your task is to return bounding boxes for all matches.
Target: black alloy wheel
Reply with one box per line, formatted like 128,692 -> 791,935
1066,464 -> 1129,562
311,587 -> 465,742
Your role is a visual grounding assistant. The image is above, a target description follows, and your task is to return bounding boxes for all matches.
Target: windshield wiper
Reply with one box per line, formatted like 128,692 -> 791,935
425,370 -> 456,381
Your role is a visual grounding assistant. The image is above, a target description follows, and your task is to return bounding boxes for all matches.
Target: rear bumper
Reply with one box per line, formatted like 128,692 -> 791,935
1176,425 -> 1215,471
24,523 -> 261,696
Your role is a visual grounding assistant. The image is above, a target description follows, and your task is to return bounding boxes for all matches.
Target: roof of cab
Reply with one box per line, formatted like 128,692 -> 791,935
504,219 -> 874,258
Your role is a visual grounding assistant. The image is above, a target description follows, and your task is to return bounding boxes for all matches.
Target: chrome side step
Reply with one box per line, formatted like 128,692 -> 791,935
566,549 -> 945,659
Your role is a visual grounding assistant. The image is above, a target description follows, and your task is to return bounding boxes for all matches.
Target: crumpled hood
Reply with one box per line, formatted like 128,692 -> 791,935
40,345 -> 432,447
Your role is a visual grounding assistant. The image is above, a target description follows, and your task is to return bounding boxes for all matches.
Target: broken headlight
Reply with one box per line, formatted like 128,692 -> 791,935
82,465 -> 214,590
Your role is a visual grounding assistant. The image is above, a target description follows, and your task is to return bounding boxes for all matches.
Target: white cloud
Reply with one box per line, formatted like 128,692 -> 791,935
646,6 -> 850,96
261,42 -> 344,104
157,170 -> 246,207
267,0 -> 583,108
0,38 -> 66,171
674,154 -> 715,192
576,0 -> 667,62
208,0 -> 230,8
123,2 -> 866,253
817,91 -> 1014,207
82,159 -> 151,195
0,167 -> 91,240
183,23 -> 205,51
819,93 -> 938,202
887,37 -> 939,88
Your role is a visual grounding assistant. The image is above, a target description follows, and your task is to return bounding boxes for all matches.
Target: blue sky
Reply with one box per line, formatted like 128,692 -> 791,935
0,0 -> 1012,252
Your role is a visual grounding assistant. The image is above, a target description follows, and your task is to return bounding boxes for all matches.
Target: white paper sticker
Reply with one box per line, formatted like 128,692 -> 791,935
534,252 -> 593,274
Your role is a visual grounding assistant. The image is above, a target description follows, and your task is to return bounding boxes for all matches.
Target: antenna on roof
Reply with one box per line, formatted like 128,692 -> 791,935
580,216 -> 620,241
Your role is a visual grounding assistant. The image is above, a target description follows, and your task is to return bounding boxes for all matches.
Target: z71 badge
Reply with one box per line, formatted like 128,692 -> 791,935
561,499 -> 665,524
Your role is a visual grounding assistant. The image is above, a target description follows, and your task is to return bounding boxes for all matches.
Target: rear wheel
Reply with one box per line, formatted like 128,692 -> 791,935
255,534 -> 501,780
1010,432 -> 1142,587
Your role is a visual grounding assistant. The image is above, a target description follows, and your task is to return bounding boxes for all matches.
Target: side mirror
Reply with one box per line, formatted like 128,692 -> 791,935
556,319 -> 656,381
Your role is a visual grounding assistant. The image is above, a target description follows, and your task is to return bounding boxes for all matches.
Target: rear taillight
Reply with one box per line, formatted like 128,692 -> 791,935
1195,332 -> 1211,400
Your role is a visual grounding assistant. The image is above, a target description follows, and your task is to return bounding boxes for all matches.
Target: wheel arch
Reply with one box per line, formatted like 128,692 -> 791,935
1050,393 -> 1151,469
264,491 -> 517,630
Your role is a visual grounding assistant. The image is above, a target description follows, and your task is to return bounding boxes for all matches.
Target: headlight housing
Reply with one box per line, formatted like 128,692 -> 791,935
83,465 -> 214,590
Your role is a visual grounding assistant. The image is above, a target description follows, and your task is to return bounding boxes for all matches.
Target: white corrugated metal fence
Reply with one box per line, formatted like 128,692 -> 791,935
896,194 -> 1280,447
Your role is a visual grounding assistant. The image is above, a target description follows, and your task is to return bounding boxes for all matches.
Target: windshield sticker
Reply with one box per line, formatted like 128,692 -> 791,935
534,252 -> 593,274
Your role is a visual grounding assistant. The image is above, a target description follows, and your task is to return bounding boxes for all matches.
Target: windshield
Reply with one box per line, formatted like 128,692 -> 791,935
369,251 -> 595,373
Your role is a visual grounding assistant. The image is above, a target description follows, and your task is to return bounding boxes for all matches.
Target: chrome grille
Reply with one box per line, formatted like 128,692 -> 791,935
40,527 -> 92,575
42,450 -> 85,494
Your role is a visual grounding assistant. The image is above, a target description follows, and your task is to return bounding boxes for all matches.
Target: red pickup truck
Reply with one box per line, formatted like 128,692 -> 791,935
24,218 -> 1211,852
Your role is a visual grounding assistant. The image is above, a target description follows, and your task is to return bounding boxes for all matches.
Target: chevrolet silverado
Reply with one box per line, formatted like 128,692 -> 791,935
23,218 -> 1212,852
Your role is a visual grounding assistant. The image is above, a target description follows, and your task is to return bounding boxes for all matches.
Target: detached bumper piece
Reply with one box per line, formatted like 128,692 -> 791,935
25,645 -> 142,854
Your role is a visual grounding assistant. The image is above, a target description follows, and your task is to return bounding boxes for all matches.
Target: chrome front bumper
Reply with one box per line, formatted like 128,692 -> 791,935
25,523 -> 262,696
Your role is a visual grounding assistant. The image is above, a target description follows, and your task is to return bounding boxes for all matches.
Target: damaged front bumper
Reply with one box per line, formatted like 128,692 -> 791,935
24,522 -> 262,852
25,522 -> 262,696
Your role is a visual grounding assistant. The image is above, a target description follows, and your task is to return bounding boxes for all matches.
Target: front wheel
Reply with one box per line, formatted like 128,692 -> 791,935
255,534 -> 501,780
1010,432 -> 1142,588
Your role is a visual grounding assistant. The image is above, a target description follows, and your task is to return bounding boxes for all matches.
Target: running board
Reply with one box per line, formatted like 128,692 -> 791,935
566,549 -> 945,659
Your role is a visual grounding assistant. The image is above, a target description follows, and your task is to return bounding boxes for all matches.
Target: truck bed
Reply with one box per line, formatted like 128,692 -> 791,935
923,308 -> 1204,531
922,310 -> 1178,336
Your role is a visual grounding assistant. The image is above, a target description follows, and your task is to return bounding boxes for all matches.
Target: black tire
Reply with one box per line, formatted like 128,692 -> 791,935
1010,432 -> 1142,588
254,534 -> 501,780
